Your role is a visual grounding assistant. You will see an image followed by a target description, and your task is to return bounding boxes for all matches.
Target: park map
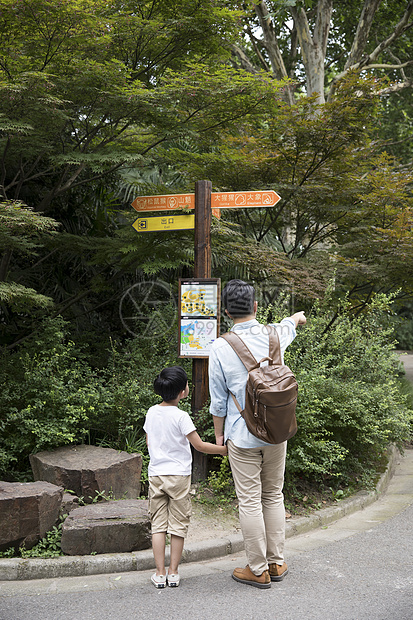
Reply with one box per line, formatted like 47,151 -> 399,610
180,284 -> 218,357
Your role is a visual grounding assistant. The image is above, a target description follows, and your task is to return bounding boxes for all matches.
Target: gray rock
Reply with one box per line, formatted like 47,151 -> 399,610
59,492 -> 80,518
0,481 -> 63,551
30,445 -> 142,503
60,499 -> 151,555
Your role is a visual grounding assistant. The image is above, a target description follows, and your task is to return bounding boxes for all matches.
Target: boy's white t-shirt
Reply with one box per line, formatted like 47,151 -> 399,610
143,404 -> 196,476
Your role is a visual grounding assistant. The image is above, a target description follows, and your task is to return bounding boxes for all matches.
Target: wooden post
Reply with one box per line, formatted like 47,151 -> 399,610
191,180 -> 212,481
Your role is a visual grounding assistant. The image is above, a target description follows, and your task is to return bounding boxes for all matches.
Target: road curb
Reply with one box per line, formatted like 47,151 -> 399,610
284,444 -> 400,538
0,445 -> 401,582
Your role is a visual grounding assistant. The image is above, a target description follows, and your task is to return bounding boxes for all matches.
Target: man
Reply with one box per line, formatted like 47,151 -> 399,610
209,279 -> 306,589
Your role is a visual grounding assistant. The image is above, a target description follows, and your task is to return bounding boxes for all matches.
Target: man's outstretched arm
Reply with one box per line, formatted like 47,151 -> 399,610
289,311 -> 306,327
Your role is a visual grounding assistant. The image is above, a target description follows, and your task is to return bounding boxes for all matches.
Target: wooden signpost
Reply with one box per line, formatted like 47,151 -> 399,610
131,182 -> 281,479
191,181 -> 212,480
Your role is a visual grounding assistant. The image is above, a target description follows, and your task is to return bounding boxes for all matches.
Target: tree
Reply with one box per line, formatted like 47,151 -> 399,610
0,201 -> 57,308
201,1 -> 413,305
0,0 -> 292,347
0,1 -> 264,214
168,72 -> 413,304
229,1 -> 413,103
333,152 -> 413,303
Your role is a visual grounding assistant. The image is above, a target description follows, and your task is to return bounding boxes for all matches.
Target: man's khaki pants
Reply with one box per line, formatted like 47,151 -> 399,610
228,439 -> 287,576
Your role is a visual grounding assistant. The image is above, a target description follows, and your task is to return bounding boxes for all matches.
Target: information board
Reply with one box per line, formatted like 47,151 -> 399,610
178,278 -> 221,358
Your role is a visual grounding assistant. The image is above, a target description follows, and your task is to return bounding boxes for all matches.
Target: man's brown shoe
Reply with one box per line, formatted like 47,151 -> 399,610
268,562 -> 288,582
232,565 -> 271,589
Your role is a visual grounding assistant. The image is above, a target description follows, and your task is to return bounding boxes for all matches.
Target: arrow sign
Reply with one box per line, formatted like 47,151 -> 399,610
211,190 -> 280,208
131,190 -> 280,213
132,214 -> 195,233
131,194 -> 194,212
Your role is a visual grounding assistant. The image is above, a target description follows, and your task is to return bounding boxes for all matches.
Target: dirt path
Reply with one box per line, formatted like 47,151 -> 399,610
186,500 -> 240,543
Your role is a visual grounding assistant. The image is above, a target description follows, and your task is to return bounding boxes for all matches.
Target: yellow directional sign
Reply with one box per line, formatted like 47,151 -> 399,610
132,214 -> 195,233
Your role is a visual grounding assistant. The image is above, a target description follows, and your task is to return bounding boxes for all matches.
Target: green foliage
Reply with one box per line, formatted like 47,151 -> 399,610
195,456 -> 237,507
0,308 -> 191,479
0,0 -> 266,214
0,0 -> 289,350
0,317 -> 101,474
0,200 -> 58,313
20,524 -> 64,559
0,520 -> 64,559
0,201 -> 58,248
0,282 -> 53,312
176,74 -> 382,249
260,289 -> 412,487
205,456 -> 236,503
1,281 -> 411,506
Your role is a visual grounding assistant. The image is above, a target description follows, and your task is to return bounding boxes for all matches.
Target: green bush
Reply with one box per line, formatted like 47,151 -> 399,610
259,292 -> 412,487
1,290 -> 411,495
0,306 -> 191,479
0,521 -> 64,559
0,317 -> 102,475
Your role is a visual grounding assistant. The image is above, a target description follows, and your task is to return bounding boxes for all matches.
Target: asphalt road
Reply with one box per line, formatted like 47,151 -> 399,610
1,491 -> 412,620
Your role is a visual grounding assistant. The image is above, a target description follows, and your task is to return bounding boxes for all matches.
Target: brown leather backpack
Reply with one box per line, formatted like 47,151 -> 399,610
220,325 -> 298,444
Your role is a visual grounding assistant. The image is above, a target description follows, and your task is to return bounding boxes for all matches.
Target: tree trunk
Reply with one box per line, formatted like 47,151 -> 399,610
253,1 -> 294,105
344,0 -> 383,70
0,249 -> 12,282
291,0 -> 333,103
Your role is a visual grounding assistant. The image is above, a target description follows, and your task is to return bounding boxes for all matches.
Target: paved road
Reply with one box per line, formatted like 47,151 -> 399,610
1,449 -> 412,620
399,351 -> 413,383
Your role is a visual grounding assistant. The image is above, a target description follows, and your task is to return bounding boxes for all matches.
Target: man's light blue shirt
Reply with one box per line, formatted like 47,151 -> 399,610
209,318 -> 296,448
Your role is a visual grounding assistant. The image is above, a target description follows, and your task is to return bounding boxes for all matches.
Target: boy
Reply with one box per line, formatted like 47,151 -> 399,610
144,365 -> 227,588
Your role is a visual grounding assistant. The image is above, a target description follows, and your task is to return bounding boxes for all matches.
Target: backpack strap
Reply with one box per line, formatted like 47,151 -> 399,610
229,391 -> 243,413
220,326 -> 281,416
221,326 -> 283,367
266,325 -> 282,365
220,332 -> 256,415
220,330 -> 259,372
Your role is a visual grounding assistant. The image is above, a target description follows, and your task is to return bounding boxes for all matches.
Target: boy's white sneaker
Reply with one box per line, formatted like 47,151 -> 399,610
151,573 -> 166,588
167,570 -> 180,587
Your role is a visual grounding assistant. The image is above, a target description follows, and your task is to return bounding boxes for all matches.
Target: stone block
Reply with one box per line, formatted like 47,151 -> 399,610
0,481 -> 63,551
60,499 -> 151,555
30,444 -> 142,503
60,492 -> 80,518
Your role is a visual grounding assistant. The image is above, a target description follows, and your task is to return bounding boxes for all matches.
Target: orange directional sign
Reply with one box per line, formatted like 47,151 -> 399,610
131,193 -> 220,218
211,190 -> 280,209
131,190 -> 280,214
132,194 -> 194,212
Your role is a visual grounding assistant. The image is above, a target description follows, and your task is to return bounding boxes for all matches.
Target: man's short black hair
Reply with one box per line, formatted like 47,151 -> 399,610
222,279 -> 255,318
154,366 -> 188,402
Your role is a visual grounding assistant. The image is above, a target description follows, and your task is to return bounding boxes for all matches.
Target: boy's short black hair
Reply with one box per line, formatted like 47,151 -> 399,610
222,279 -> 255,318
154,366 -> 188,402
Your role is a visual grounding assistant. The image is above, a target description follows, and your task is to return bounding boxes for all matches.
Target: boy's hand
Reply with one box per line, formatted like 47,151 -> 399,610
219,445 -> 228,456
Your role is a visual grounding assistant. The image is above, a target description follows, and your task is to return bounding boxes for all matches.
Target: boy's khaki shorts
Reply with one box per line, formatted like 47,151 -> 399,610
148,474 -> 192,538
